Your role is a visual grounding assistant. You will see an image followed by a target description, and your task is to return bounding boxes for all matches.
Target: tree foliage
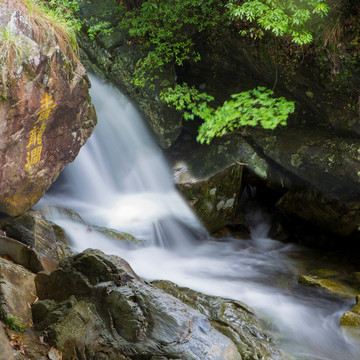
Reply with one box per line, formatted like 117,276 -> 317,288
42,0 -> 330,143
119,0 -> 226,87
227,0 -> 329,45
161,84 -> 295,144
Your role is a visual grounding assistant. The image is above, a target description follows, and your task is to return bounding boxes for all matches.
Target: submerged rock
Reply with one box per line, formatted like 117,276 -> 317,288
32,249 -> 280,360
0,2 -> 96,216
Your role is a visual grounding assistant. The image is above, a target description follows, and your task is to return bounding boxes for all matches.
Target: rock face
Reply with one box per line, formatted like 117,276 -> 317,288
153,280 -> 282,360
0,3 -> 96,216
32,249 -> 281,360
176,163 -> 245,233
0,257 -> 37,329
1,209 -> 71,272
0,326 -> 15,360
0,209 -> 70,332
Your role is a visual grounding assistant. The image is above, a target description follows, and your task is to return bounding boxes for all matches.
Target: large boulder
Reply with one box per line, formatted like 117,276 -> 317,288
170,123 -> 360,239
244,127 -> 360,237
175,162 -> 245,233
0,2 -> 96,216
32,249 -> 281,360
152,280 -> 282,360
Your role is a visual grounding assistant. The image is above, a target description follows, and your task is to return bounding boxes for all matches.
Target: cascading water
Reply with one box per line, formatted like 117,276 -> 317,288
39,76 -> 360,360
40,75 -> 206,248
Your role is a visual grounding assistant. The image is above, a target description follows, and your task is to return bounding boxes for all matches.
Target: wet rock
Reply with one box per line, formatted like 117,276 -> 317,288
89,225 -> 143,245
31,249 -> 270,360
341,296 -> 360,328
152,280 -> 282,360
0,257 -> 37,328
298,275 -> 358,298
1,209 -> 71,272
176,163 -> 244,233
0,3 -> 96,216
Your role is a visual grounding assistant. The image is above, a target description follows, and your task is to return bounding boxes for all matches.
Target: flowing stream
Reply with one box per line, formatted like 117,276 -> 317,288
39,76 -> 360,360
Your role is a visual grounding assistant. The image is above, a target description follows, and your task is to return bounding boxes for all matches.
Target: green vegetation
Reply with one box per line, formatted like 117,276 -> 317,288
119,0 -> 226,87
0,28 -> 22,66
117,0 -> 326,142
228,0 -> 329,45
3,0 -> 81,63
39,0 -> 331,143
4,317 -> 26,332
161,84 -> 294,144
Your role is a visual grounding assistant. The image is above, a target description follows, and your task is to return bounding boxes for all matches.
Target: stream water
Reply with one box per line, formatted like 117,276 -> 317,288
38,76 -> 360,360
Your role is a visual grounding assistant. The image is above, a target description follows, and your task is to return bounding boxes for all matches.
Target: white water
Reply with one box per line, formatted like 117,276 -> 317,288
38,76 -> 360,360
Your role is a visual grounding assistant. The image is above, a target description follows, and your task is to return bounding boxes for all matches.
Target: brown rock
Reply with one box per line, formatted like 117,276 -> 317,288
0,3 -> 96,216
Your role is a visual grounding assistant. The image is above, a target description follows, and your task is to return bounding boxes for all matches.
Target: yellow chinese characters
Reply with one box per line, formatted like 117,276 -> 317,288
25,93 -> 56,169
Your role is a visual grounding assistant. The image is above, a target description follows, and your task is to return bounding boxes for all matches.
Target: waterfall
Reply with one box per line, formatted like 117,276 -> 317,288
41,75 -> 206,248
38,75 -> 360,360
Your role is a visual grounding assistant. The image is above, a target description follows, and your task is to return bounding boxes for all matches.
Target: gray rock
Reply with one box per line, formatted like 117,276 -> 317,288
1,209 -> 71,272
32,249 -> 279,359
176,163 -> 244,233
153,280 -> 282,360
0,257 -> 37,328
0,325 -> 14,360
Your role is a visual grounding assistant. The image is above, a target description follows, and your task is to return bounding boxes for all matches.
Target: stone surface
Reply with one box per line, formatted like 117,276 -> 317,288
0,325 -> 15,360
341,295 -> 360,328
176,163 -> 244,233
152,280 -> 282,360
0,236 -> 43,273
31,249 -> 279,360
0,3 -> 96,216
276,188 -> 360,237
0,258 -> 37,328
1,209 -> 71,272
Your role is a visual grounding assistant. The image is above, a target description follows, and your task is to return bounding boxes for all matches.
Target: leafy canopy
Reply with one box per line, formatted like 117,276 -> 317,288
119,0 -> 225,87
227,0 -> 329,45
161,84 -> 295,144
41,0 -> 329,143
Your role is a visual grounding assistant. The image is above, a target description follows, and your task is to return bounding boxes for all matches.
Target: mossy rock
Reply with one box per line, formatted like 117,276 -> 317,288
341,295 -> 360,331
298,275 -> 358,298
89,225 -> 143,245
341,311 -> 360,327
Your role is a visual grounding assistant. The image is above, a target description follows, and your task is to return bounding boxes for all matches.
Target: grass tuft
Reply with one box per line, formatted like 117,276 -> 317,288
2,0 -> 80,64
